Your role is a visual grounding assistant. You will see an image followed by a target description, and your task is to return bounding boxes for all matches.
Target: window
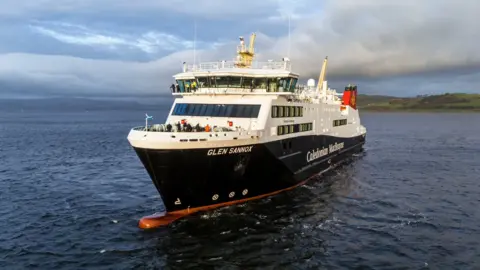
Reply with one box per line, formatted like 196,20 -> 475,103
190,76 -> 248,88
229,77 -> 242,88
333,119 -> 347,127
271,106 -> 303,118
215,77 -> 229,88
175,79 -> 198,92
176,76 -> 298,92
278,126 -> 284,135
299,123 -> 312,132
172,103 -> 261,118
271,106 -> 278,118
278,78 -> 291,92
269,79 -> 277,92
290,78 -> 298,92
177,80 -> 185,92
197,77 -> 210,88
277,123 -> 312,135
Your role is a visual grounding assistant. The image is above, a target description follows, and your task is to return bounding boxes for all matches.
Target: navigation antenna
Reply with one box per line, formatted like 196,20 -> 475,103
288,15 -> 291,58
193,20 -> 197,68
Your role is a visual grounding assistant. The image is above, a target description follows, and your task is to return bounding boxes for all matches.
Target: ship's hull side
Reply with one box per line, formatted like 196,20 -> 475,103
132,133 -> 365,213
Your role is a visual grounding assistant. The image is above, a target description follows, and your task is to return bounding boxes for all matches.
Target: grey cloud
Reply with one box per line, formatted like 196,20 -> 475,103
261,0 -> 480,81
0,42 -> 236,96
1,0 -> 479,97
27,21 -> 226,55
0,0 -> 282,19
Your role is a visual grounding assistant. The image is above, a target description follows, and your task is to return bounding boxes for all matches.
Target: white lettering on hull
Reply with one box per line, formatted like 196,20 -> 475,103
207,146 -> 253,156
306,142 -> 345,162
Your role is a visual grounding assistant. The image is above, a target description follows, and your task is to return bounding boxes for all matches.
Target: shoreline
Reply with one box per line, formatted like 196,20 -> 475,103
360,108 -> 480,113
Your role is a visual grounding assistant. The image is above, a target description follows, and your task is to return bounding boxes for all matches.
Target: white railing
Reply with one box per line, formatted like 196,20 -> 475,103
185,60 -> 291,72
130,126 -> 263,143
171,84 -> 311,95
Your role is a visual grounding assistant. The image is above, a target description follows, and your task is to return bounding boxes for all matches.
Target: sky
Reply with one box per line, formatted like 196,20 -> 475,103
0,0 -> 479,98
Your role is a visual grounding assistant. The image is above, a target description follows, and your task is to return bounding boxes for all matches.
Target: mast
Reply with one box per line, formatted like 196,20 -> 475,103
288,15 -> 291,58
193,20 -> 197,67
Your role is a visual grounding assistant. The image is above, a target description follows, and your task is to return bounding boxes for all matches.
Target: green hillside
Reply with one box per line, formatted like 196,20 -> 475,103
358,93 -> 480,112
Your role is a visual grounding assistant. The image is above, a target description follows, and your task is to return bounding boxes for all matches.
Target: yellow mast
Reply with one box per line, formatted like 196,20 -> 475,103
235,32 -> 256,68
317,56 -> 328,92
248,33 -> 256,55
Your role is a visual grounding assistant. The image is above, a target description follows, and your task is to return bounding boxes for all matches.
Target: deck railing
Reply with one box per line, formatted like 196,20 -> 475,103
170,83 -> 310,95
185,60 -> 291,72
131,125 -> 263,142
133,125 -> 237,133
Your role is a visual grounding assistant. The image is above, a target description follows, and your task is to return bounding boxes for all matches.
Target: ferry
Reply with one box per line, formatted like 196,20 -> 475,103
127,32 -> 367,229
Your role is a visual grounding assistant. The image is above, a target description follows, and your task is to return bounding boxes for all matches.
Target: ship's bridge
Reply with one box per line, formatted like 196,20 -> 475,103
170,59 -> 301,96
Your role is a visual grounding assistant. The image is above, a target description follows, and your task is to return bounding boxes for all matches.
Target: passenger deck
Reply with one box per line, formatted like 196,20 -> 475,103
128,125 -> 262,150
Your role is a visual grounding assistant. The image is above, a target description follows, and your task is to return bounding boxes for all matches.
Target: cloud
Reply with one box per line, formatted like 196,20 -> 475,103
266,0 -> 318,21
0,0 -> 283,19
0,42 -> 236,96
261,0 -> 480,81
28,21 -> 223,55
1,0 -> 480,97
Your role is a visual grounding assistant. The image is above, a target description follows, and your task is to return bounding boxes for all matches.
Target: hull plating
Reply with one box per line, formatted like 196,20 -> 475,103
133,134 -> 366,213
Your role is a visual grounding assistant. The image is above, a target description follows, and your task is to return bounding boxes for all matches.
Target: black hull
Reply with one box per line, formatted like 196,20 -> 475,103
133,134 -> 366,213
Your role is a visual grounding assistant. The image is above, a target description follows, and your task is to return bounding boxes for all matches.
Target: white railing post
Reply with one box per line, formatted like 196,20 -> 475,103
179,60 -> 295,71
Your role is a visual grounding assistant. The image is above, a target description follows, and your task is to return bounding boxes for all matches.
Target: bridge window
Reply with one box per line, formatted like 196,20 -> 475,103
271,106 -> 303,118
172,103 -> 261,118
333,119 -> 347,127
290,78 -> 298,91
175,79 -> 198,93
177,80 -> 185,92
277,123 -> 312,135
197,77 -> 211,88
278,78 -> 291,92
180,76 -> 298,92
214,77 -> 229,88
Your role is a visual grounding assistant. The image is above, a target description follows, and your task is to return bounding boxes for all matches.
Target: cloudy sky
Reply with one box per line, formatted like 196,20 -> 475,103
0,0 -> 479,98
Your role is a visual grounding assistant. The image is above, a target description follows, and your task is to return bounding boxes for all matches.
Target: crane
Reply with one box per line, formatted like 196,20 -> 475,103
235,32 -> 256,68
317,56 -> 328,93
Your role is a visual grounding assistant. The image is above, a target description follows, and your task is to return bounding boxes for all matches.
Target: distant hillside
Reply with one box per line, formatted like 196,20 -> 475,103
358,93 -> 480,112
357,94 -> 397,107
2,93 -> 479,113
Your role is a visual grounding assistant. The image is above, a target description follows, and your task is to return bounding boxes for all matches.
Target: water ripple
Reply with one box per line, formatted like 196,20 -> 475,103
1,111 -> 480,269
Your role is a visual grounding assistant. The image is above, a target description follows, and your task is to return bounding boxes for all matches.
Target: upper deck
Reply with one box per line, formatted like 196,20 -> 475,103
168,32 -> 304,96
170,58 -> 301,96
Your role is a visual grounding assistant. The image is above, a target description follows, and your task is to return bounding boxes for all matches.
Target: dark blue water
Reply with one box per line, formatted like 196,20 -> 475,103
1,110 -> 480,269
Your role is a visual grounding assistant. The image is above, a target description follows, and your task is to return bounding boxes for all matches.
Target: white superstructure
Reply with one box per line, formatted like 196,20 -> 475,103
127,33 -> 367,150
